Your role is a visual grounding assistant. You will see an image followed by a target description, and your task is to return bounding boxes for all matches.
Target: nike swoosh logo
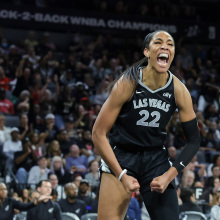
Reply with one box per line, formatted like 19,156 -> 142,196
136,90 -> 144,94
180,161 -> 185,167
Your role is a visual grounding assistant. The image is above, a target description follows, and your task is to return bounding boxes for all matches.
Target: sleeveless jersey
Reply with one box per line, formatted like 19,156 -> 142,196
109,68 -> 177,150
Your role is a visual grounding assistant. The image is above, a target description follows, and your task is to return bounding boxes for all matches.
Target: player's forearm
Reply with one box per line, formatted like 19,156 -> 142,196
164,167 -> 178,182
172,118 -> 200,173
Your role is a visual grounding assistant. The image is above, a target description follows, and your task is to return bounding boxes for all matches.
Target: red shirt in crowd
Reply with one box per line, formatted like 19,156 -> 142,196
0,99 -> 14,114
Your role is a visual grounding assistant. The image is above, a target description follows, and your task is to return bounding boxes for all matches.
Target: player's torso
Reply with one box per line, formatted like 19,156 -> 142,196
109,68 -> 177,149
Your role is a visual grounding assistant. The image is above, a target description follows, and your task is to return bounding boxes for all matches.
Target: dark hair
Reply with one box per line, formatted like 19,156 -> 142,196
212,165 -> 219,172
51,188 -> 58,196
37,180 -> 51,188
142,30 -> 172,51
212,154 -> 220,165
88,159 -> 98,168
180,188 -> 194,203
28,190 -> 38,198
108,30 -> 173,93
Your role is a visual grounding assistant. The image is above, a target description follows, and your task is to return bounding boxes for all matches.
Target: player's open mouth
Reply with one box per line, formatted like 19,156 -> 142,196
157,53 -> 169,67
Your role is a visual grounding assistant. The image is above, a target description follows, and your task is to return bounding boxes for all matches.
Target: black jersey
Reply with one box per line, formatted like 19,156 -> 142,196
109,68 -> 177,150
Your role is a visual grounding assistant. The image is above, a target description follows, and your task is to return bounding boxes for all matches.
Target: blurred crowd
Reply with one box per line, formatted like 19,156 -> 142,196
0,4 -> 219,218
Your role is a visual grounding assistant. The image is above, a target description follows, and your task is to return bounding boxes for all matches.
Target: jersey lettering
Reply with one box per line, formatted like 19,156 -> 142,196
133,98 -> 170,112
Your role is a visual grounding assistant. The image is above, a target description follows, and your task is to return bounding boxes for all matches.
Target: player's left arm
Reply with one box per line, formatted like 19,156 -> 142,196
172,76 -> 200,173
150,76 -> 200,193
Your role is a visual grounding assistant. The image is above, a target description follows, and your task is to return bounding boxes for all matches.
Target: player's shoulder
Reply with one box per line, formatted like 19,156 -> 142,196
109,76 -> 136,103
172,74 -> 189,98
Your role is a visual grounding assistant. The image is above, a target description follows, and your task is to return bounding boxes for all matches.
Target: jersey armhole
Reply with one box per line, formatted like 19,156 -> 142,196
172,75 -> 179,112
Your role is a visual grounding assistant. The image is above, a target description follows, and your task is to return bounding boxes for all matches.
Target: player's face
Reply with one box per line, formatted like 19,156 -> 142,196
144,31 -> 175,73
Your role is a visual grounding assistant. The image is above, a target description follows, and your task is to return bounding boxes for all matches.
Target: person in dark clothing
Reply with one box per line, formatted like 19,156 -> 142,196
92,31 -> 200,220
205,165 -> 220,188
14,137 -> 37,187
27,180 -> 62,220
76,179 -> 95,212
0,183 -> 52,220
179,188 -> 202,213
58,183 -> 87,218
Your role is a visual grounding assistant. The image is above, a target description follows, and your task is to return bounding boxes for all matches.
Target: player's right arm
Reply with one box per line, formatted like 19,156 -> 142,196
92,77 -> 140,193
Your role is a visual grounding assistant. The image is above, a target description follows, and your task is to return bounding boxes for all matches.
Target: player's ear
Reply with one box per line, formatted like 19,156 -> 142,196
143,48 -> 149,58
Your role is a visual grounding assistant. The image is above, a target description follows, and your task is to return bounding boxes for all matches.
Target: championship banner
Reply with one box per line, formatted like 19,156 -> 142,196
0,4 -> 218,43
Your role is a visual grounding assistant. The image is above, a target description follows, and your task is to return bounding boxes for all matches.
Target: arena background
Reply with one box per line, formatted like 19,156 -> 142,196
0,1 -> 220,220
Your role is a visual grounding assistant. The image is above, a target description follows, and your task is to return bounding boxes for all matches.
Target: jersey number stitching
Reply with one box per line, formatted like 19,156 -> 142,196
136,110 -> 160,127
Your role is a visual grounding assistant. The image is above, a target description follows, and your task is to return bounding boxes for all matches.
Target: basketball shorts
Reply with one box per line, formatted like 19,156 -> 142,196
100,145 -> 176,194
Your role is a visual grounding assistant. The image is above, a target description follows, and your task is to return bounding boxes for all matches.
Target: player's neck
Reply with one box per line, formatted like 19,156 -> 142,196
142,67 -> 169,90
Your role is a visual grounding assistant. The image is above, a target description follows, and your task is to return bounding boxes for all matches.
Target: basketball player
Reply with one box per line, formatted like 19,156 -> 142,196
92,30 -> 200,220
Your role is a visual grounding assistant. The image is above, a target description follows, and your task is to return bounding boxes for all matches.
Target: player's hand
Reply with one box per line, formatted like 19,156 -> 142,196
150,174 -> 170,193
121,174 -> 140,194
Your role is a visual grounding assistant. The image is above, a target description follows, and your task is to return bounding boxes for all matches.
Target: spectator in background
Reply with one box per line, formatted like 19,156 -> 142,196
0,182 -> 52,220
210,192 -> 220,220
39,74 -> 60,117
24,31 -> 39,49
18,113 -> 30,140
181,170 -> 195,188
205,165 -> 220,189
51,188 -> 58,202
3,127 -> 22,183
12,56 -> 32,98
49,156 -> 70,185
77,179 -> 95,212
41,113 -> 59,143
60,68 -> 75,86
56,129 -> 76,157
27,180 -> 61,220
204,104 -> 219,125
8,44 -> 21,78
0,114 -> 11,145
22,188 -> 29,203
14,137 -> 37,187
167,111 -> 185,148
28,155 -> 50,189
55,83 -> 75,129
65,144 -> 88,175
168,146 -> 177,164
0,88 -> 14,114
28,131 -> 45,157
58,183 -> 87,218
28,190 -> 39,202
47,140 -> 64,167
212,177 -> 220,194
85,160 -> 100,193
79,129 -> 94,157
200,129 -> 218,162
48,173 -> 65,200
179,188 -> 202,213
126,197 -> 142,220
0,66 -> 9,91
93,75 -> 110,105
14,90 -> 30,114
207,155 -> 220,177
184,155 -> 207,183
72,174 -> 83,189
64,116 -> 78,139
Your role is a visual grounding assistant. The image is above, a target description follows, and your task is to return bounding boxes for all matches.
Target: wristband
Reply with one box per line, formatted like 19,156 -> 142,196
118,169 -> 127,181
